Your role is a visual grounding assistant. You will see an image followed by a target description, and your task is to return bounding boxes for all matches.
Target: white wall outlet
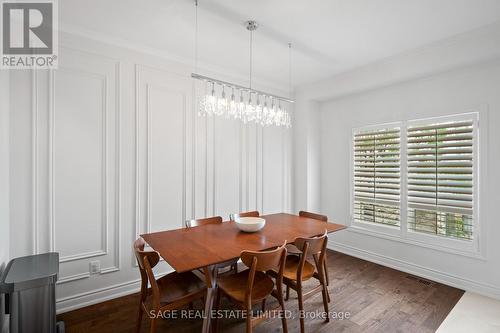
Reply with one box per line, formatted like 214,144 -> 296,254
89,260 -> 101,274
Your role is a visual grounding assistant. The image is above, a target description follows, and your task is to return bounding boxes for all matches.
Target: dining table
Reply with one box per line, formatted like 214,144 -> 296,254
141,212 -> 346,333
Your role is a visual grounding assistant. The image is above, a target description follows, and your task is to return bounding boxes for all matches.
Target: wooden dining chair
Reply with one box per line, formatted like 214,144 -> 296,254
213,242 -> 288,333
185,216 -> 238,274
133,238 -> 206,333
275,231 -> 330,333
229,210 -> 260,221
287,211 -> 331,296
185,215 -> 223,228
298,210 -> 328,222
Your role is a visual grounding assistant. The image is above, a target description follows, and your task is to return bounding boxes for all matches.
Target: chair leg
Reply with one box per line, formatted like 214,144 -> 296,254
261,298 -> 266,312
285,285 -> 290,301
323,260 -> 331,303
135,305 -> 143,333
246,310 -> 253,333
319,269 -> 330,323
324,259 -> 330,286
213,288 -> 221,333
150,318 -> 157,333
321,285 -> 330,323
277,287 -> 288,333
297,283 -> 305,333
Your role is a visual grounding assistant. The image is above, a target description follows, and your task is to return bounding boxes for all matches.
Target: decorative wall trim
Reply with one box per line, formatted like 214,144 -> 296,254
50,67 -> 109,263
191,83 -> 196,219
49,69 -> 55,251
134,64 -> 141,242
108,60 -> 121,274
328,240 -> 500,300
212,116 -> 216,215
59,250 -> 107,263
38,48 -> 121,282
31,69 -> 39,255
57,272 -> 91,285
135,64 -> 188,240
246,125 -> 250,211
204,112 -> 208,217
238,122 -> 243,212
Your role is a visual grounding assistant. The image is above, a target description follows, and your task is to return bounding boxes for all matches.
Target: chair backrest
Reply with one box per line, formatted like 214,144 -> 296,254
294,230 -> 328,257
293,231 -> 328,280
299,210 -> 328,222
240,242 -> 287,304
229,210 -> 260,221
185,216 -> 223,228
133,238 -> 161,305
240,242 -> 286,272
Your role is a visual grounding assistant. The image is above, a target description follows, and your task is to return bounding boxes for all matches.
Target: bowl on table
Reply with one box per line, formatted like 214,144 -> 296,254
234,217 -> 266,232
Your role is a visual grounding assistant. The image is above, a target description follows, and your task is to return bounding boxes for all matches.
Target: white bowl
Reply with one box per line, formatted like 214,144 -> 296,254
234,217 -> 266,232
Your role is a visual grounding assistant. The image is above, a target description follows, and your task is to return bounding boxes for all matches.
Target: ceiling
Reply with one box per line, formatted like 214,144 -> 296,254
60,0 -> 500,89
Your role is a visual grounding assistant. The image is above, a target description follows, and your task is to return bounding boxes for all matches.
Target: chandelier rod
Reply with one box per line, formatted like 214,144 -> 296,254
249,23 -> 253,90
191,73 -> 295,103
194,0 -> 199,72
288,42 -> 292,99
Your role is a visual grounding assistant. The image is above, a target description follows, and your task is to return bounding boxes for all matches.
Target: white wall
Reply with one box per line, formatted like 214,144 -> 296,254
0,70 -> 10,333
8,32 -> 293,313
320,59 -> 500,298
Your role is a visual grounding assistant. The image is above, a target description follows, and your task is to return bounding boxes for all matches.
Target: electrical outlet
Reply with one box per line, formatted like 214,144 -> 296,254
89,260 -> 101,274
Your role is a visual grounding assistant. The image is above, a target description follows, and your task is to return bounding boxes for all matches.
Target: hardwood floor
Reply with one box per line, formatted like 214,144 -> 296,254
57,250 -> 464,333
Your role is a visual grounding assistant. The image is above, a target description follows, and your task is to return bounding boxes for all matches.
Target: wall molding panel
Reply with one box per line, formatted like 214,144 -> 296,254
32,47 -> 121,285
134,64 -> 190,240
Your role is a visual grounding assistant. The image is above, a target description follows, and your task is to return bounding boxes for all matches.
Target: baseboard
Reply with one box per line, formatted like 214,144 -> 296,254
56,279 -> 142,314
328,240 -> 500,301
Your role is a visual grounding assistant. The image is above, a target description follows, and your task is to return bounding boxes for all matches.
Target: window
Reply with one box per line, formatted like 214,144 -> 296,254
353,127 -> 401,226
407,119 -> 474,240
351,113 -> 478,247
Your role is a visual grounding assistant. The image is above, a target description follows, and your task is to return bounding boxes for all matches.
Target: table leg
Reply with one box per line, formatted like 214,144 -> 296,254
202,265 -> 217,333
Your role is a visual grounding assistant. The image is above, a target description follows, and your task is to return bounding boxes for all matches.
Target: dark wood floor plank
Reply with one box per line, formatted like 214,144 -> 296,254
57,250 -> 464,333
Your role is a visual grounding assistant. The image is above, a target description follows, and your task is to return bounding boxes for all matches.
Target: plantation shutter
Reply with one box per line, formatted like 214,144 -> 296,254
353,127 -> 401,226
407,120 -> 474,240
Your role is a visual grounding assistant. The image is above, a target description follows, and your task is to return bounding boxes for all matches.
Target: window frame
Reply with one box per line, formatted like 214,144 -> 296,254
349,112 -> 482,257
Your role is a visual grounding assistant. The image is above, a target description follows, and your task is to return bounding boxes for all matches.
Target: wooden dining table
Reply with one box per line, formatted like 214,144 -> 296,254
141,212 -> 346,333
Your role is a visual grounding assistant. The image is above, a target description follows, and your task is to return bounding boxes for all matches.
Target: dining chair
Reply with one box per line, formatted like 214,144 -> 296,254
274,231 -> 329,333
287,211 -> 331,297
213,242 -> 288,333
185,215 -> 223,228
185,216 -> 238,274
133,238 -> 206,333
229,210 -> 260,221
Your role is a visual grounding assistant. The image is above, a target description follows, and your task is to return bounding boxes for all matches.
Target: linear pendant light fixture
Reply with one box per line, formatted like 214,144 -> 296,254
191,1 -> 293,127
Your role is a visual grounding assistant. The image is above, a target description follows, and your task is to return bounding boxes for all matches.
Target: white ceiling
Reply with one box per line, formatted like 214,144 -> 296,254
60,0 -> 500,89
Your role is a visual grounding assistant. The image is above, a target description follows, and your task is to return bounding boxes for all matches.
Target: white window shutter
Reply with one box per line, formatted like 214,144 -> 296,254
407,120 -> 474,240
353,127 -> 401,226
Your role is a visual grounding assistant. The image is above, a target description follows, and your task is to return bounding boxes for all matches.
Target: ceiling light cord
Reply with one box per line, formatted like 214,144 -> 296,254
288,42 -> 292,99
249,29 -> 253,90
194,0 -> 199,72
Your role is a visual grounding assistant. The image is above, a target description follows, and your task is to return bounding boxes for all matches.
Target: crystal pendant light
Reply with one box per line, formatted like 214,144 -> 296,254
191,1 -> 293,127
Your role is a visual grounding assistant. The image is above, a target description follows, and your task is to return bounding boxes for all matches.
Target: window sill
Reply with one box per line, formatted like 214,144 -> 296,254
347,223 -> 485,261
